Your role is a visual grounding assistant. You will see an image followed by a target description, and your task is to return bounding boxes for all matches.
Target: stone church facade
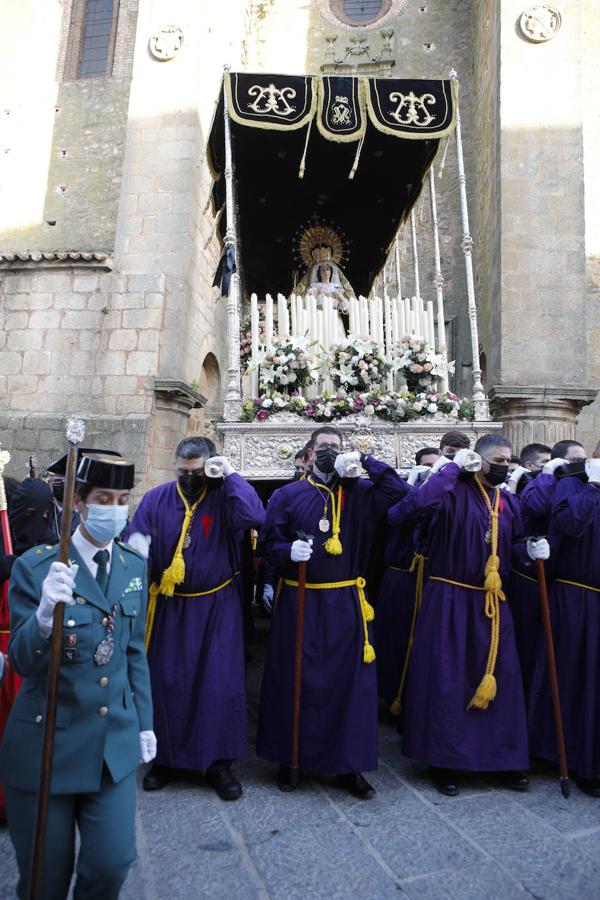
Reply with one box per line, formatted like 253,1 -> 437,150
0,0 -> 598,490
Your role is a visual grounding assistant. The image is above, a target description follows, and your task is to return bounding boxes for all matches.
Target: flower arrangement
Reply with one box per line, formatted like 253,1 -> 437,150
249,336 -> 318,394
392,337 -> 455,393
240,389 -> 474,424
330,338 -> 391,392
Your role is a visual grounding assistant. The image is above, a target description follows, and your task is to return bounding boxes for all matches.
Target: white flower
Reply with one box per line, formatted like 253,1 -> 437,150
450,407 -> 459,418
364,404 -> 375,415
427,402 -> 438,413
287,371 -> 297,383
262,398 -> 273,408
413,401 -> 424,412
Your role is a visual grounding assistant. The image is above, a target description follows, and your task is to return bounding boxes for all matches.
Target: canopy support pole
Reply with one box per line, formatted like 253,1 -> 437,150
450,68 -> 488,418
410,209 -> 421,300
394,234 -> 402,300
428,167 -> 449,393
222,66 -> 242,422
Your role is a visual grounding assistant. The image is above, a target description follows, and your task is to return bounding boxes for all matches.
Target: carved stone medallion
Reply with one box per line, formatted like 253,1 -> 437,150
518,6 -> 562,43
149,26 -> 184,61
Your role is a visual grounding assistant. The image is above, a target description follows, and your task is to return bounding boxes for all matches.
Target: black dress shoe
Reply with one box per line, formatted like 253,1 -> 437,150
430,766 -> 459,797
205,766 -> 243,801
143,764 -> 170,792
335,773 -> 376,800
577,777 -> 600,798
277,765 -> 296,792
501,771 -> 530,792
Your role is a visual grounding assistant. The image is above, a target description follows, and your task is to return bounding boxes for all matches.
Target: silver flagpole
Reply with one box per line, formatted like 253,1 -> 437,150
410,209 -> 421,300
428,167 -> 449,392
450,68 -> 488,418
222,65 -> 242,421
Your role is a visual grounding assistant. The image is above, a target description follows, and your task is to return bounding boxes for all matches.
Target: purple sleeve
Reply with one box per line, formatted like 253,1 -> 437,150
552,478 -> 600,538
388,487 -> 419,528
258,489 -> 294,574
222,473 -> 265,531
360,455 -> 410,521
520,474 -> 555,518
412,461 -> 460,511
127,492 -> 157,570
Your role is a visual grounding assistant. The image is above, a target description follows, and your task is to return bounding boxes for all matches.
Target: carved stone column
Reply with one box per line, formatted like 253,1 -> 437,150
489,386 -> 598,450
147,380 -> 207,487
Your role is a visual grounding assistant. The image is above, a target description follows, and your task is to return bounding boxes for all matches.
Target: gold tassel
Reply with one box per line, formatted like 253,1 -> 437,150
390,697 -> 402,716
469,672 -> 497,709
363,641 -> 376,664
324,535 -> 343,555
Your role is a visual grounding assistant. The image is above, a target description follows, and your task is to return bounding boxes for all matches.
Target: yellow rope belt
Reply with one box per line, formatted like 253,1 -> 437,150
555,578 -> 600,593
0,629 -> 9,635
391,554 -> 428,716
282,576 -> 375,664
511,568 -> 538,584
145,573 -> 239,652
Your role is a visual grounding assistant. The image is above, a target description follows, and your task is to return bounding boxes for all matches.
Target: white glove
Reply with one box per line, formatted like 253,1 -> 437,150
527,538 -> 550,560
408,465 -> 430,486
542,457 -> 566,475
585,459 -> 600,484
431,455 -> 452,473
127,532 -> 151,560
334,450 -> 361,478
0,651 -> 5,687
36,562 -> 78,638
453,449 -> 482,471
140,730 -> 157,764
506,466 -> 529,494
262,583 -> 275,613
205,456 -> 234,478
291,539 -> 313,562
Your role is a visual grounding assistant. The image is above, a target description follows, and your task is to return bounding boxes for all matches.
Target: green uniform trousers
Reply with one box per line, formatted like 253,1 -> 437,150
5,767 -> 136,900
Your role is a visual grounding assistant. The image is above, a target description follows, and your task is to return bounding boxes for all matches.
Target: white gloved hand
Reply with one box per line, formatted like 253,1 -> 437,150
585,459 -> 600,484
205,456 -> 234,478
431,455 -> 452,473
453,449 -> 482,471
408,465 -> 430,486
127,532 -> 151,560
0,651 -> 5,688
291,539 -> 313,562
542,457 -> 566,475
36,562 -> 78,638
262,583 -> 275,613
527,538 -> 550,560
139,730 -> 157,764
334,450 -> 361,478
506,465 -> 529,494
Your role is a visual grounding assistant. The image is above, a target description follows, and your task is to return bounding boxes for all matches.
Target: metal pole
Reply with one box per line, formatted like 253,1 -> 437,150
428,167 -> 449,393
410,209 -> 421,300
394,234 -> 402,299
222,66 -> 242,422
450,68 -> 488,418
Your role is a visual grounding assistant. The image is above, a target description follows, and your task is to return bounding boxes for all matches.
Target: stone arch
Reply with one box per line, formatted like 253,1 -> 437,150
199,352 -> 221,409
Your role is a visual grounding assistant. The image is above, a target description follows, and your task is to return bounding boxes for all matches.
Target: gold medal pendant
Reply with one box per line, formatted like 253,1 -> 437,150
319,517 -> 330,533
183,532 -> 192,549
484,529 -> 491,544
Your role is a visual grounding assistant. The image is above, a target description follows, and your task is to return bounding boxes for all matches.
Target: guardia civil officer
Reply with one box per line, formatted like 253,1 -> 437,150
0,453 -> 156,900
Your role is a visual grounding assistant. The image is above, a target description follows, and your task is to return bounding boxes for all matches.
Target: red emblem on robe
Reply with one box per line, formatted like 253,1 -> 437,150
200,514 -> 214,539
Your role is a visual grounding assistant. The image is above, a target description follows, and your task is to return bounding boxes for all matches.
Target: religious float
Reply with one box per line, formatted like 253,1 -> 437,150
208,70 -> 499,478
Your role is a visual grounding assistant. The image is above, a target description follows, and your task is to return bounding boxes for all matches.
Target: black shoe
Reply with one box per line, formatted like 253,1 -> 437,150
577,777 -> 600,798
430,766 -> 459,797
205,766 -> 243,801
277,765 -> 297,792
501,771 -> 529,792
142,764 -> 170,792
335,773 -> 376,800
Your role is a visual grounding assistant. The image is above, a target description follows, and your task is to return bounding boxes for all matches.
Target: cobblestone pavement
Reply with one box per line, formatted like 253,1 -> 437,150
1,619 -> 599,899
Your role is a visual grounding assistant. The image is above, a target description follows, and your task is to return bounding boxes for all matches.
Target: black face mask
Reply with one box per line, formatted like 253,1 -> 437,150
52,480 -> 65,503
315,448 -> 338,474
178,472 -> 206,498
555,460 -> 588,483
444,450 -> 456,460
484,463 -> 509,487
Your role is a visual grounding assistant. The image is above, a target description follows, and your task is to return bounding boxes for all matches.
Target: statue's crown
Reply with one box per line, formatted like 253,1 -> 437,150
311,245 -> 333,263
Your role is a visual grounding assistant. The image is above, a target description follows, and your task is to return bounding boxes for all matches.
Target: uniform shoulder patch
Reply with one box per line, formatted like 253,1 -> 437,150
116,540 -> 146,562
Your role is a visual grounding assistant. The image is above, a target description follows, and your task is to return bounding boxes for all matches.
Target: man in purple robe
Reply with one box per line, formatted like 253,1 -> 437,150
128,436 -> 265,800
257,426 -> 408,798
400,435 -> 549,796
529,450 -> 600,797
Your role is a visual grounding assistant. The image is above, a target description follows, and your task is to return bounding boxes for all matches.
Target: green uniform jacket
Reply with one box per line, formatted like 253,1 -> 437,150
0,540 -> 153,795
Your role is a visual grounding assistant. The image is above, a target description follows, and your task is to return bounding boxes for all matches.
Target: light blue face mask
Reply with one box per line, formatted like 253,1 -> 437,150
84,504 -> 129,543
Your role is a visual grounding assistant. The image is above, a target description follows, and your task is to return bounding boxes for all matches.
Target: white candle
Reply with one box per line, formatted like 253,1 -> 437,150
323,298 -> 331,350
427,301 -> 435,351
359,296 -> 369,337
290,293 -> 297,337
398,299 -> 405,340
376,296 -> 384,346
296,296 -> 304,336
384,295 -> 392,358
265,294 -> 274,349
309,296 -> 318,343
317,308 -> 324,347
250,293 -> 259,397
278,293 -> 290,339
277,294 -> 284,342
392,305 -> 399,348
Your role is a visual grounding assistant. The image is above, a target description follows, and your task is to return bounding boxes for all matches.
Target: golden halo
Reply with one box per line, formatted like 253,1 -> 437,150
297,222 -> 345,268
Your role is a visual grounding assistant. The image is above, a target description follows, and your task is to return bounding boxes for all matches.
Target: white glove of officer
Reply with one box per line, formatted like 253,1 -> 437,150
36,562 -> 79,638
527,538 -> 550,560
585,459 -> 600,484
542,457 -> 566,475
262,583 -> 275,613
453,448 -> 482,471
291,539 -> 313,562
205,456 -> 234,478
431,455 -> 452,473
139,730 -> 157,764
506,465 -> 529,495
127,532 -> 151,560
334,450 -> 361,478
408,465 -> 430,486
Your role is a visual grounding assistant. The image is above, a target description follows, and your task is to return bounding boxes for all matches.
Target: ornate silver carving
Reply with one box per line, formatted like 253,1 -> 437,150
247,84 -> 297,116
149,26 -> 184,61
518,6 -> 562,43
322,31 -> 395,74
389,91 -> 436,127
276,443 -> 294,460
65,417 -> 85,445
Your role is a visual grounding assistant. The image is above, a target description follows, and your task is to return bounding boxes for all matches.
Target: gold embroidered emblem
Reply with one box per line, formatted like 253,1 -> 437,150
388,91 -> 436,127
247,83 -> 297,117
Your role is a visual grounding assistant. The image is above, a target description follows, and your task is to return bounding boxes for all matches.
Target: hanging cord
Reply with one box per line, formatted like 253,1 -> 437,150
390,553 -> 427,716
307,476 -> 343,555
437,135 -> 450,178
348,135 -> 365,180
298,117 -> 313,179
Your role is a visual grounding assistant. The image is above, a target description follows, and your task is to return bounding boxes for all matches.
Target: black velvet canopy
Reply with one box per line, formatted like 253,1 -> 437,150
208,72 -> 457,298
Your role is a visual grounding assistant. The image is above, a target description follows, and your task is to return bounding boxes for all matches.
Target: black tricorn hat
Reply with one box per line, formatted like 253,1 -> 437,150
47,448 -> 122,477
76,454 -> 135,490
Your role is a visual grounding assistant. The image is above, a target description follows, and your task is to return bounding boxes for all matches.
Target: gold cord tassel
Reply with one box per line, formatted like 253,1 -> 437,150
390,553 -> 427,716
356,577 -> 376,663
468,477 -> 505,710
154,484 -> 206,598
298,118 -> 313,179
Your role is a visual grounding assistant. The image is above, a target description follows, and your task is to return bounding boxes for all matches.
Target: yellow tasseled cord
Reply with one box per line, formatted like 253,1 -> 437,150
390,553 -> 427,716
469,475 -> 505,710
307,477 -> 344,556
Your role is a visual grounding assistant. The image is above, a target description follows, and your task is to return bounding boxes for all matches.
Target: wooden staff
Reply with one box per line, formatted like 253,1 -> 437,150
29,418 -> 85,900
0,447 -> 13,556
290,531 -> 312,789
536,556 -> 570,799
28,454 -> 37,479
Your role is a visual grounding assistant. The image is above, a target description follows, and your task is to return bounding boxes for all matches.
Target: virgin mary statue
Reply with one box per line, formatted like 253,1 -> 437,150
293,223 -> 356,340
